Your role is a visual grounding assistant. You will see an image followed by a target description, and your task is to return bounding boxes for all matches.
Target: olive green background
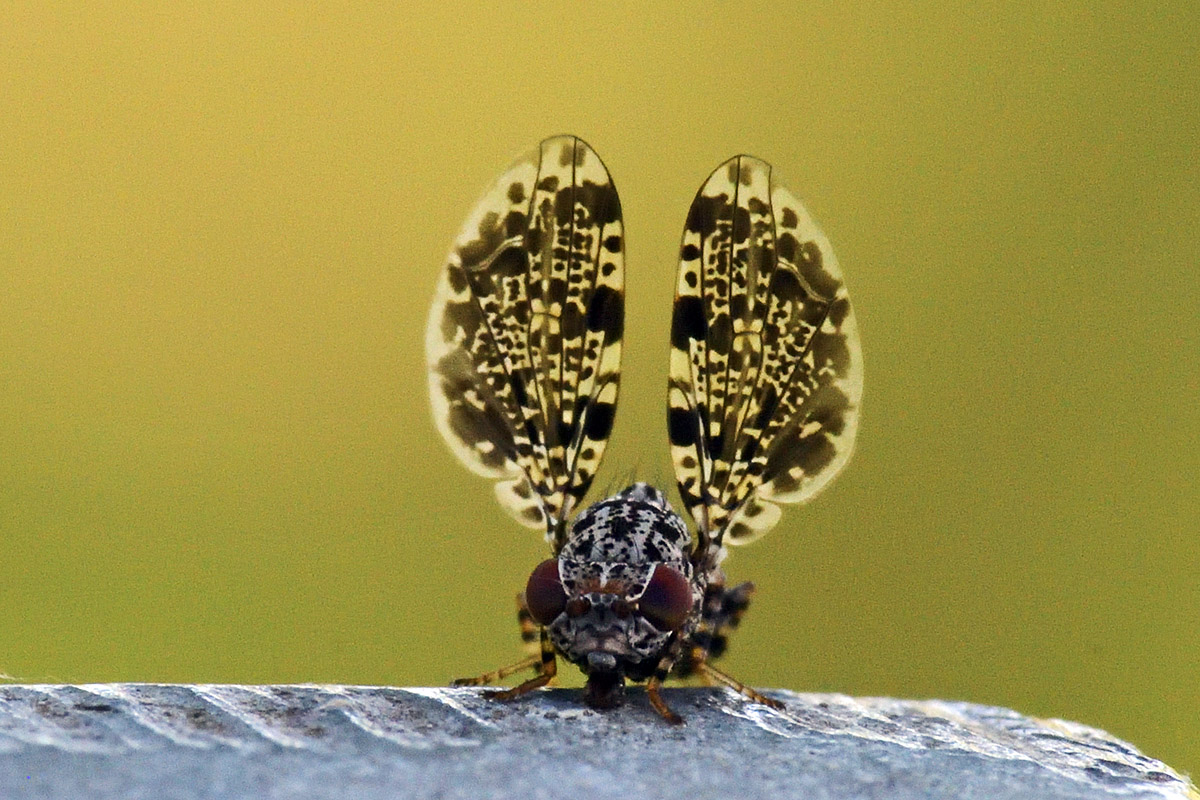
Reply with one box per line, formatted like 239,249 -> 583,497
2,1 -> 1196,776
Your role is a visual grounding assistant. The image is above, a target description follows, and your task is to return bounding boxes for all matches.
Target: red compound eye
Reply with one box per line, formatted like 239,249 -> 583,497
524,559 -> 568,625
639,565 -> 692,632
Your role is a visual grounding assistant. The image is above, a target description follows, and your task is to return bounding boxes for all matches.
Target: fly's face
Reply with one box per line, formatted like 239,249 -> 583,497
523,485 -> 702,685
428,136 -> 862,722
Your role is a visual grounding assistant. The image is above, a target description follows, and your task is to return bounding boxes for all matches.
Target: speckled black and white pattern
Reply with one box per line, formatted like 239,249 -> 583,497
426,135 -> 623,546
668,156 -> 862,550
546,484 -> 702,677
560,484 -> 692,570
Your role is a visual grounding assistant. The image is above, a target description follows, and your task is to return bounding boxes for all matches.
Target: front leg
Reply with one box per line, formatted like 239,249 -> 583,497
482,627 -> 557,700
695,661 -> 783,710
451,654 -> 540,687
645,636 -> 687,724
671,580 -> 782,711
646,664 -> 684,725
453,592 -> 547,687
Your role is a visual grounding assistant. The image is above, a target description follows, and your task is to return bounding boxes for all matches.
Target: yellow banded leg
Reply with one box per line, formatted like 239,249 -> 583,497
452,654 -> 540,687
453,593 -> 546,687
646,654 -> 684,725
516,592 -> 539,654
689,646 -> 718,686
483,628 -> 557,700
696,661 -> 783,710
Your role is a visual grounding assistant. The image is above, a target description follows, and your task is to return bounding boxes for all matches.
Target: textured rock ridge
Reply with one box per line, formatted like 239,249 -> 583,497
0,684 -> 1192,800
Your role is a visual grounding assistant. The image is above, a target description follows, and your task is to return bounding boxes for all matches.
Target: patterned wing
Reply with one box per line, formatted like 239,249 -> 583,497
426,136 -> 624,548
668,155 -> 862,551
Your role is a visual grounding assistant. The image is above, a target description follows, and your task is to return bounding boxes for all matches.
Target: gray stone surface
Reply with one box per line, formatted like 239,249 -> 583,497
0,684 -> 1191,800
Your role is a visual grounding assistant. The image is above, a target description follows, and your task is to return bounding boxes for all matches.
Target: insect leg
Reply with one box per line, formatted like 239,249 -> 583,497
672,580 -> 778,709
481,627 -> 557,701
451,654 -> 540,687
646,653 -> 685,725
695,660 -> 783,710
516,592 -> 539,656
452,592 -> 547,687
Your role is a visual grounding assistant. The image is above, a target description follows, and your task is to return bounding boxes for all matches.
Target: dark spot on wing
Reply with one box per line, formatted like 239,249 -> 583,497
511,374 -> 528,407
776,232 -> 797,263
668,407 -> 699,447
578,180 -> 622,225
559,140 -> 576,166
505,210 -> 527,238
587,284 -> 623,341
671,295 -> 707,349
732,206 -> 751,243
687,194 -> 720,237
798,240 -> 840,299
492,246 -> 527,278
585,402 -> 616,441
753,385 -> 779,430
706,430 -> 724,460
729,293 -> 747,320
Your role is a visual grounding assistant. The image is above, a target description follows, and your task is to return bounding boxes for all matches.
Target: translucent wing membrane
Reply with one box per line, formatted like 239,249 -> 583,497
427,136 -> 625,547
668,156 -> 862,550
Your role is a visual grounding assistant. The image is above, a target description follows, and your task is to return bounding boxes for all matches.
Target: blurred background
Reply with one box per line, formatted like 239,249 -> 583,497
2,0 -> 1196,776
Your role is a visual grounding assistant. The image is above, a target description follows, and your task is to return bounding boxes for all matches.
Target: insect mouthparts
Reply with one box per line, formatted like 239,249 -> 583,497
587,652 -> 619,672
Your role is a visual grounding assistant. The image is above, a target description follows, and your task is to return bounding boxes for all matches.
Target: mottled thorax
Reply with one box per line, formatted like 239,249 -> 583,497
547,484 -> 704,683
